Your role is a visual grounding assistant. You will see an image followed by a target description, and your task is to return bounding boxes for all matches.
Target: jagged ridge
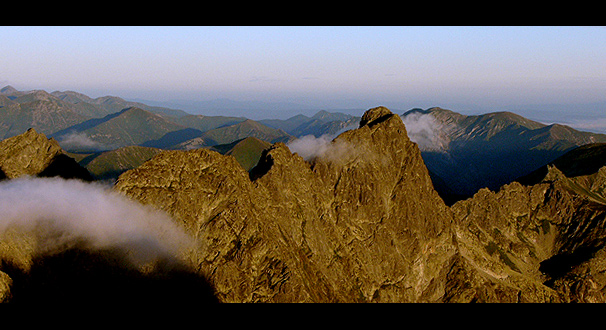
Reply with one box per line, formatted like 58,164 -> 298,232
115,106 -> 606,302
115,106 -> 456,302
2,107 -> 606,303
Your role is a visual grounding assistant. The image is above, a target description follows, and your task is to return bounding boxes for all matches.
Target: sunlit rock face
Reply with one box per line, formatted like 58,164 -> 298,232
116,107 -> 457,302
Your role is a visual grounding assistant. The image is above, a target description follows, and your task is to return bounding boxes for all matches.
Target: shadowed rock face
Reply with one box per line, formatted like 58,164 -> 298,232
116,107 -> 457,302
446,154 -> 606,303
2,245 -> 218,304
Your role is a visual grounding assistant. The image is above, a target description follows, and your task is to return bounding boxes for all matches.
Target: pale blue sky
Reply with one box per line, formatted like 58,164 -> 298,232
2,26 -> 606,120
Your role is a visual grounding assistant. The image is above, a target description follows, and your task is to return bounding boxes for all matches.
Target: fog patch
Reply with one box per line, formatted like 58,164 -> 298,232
56,131 -> 108,152
0,177 -> 195,268
287,123 -> 357,162
288,134 -> 333,161
401,112 -> 448,152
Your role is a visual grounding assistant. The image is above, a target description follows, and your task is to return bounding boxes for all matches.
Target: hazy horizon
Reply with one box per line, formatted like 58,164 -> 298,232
2,26 -> 606,130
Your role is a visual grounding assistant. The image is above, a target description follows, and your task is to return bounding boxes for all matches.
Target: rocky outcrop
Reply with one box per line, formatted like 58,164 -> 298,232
0,128 -> 91,181
0,128 -> 94,301
115,106 -> 457,302
0,128 -> 63,179
448,181 -> 563,302
447,164 -> 606,302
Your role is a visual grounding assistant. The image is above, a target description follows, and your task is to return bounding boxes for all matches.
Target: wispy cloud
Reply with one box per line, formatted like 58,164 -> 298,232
0,177 -> 195,268
249,76 -> 278,83
56,131 -> 108,151
287,123 -> 358,162
401,112 -> 448,152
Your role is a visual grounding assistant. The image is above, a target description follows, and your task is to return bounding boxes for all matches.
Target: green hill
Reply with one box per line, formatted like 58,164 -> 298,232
78,145 -> 164,180
174,114 -> 247,132
175,119 -> 294,149
52,107 -> 186,150
200,119 -> 293,146
212,137 -> 272,171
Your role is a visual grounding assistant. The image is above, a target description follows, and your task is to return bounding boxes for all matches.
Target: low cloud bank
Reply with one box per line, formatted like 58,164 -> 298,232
0,177 -> 195,267
401,112 -> 447,152
287,134 -> 335,161
287,123 -> 357,162
56,132 -> 108,152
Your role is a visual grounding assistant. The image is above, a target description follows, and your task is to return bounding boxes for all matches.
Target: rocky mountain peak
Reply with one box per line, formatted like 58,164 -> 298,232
0,85 -> 18,95
114,106 -> 606,302
359,106 -> 394,128
0,128 -> 63,178
0,128 -> 91,181
3,103 -> 606,302
115,106 -> 456,302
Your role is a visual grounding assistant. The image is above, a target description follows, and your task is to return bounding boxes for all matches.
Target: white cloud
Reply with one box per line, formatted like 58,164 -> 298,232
0,177 -> 195,268
287,123 -> 358,162
401,112 -> 448,152
56,131 -> 107,151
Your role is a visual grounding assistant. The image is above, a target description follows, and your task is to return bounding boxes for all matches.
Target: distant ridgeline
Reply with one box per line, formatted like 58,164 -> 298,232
3,105 -> 606,302
2,85 -> 606,203
0,86 -> 359,181
401,107 -> 606,205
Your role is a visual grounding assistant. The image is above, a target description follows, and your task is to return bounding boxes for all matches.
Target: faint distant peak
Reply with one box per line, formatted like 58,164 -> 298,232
404,107 -> 461,118
0,85 -> 18,94
51,90 -> 95,104
312,110 -> 331,118
311,110 -> 354,122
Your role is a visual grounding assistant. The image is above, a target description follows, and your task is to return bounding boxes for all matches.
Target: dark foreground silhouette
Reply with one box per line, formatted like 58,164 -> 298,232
2,245 -> 218,304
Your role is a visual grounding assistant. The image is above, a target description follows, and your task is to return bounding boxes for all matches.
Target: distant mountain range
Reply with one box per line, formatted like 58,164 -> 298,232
3,85 -> 606,203
0,86 -> 187,139
401,107 -> 606,204
5,106 -> 606,302
128,97 -> 368,120
0,86 -> 362,180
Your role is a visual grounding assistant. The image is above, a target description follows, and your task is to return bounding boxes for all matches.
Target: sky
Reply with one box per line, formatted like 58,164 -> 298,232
2,26 -> 606,125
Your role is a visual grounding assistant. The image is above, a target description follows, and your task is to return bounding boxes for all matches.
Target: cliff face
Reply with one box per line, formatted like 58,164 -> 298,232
448,165 -> 606,302
115,107 -> 457,302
